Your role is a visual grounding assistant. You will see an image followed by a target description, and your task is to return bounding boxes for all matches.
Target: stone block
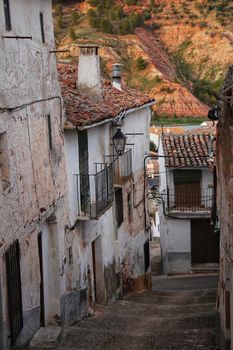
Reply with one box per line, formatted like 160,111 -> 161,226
29,326 -> 62,349
61,289 -> 88,325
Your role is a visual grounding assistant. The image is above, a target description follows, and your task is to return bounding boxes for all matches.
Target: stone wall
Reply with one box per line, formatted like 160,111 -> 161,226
0,1 -> 69,348
216,65 -> 233,350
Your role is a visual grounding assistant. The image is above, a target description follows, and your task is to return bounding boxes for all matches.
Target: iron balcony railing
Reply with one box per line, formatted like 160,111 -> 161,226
76,162 -> 114,219
107,149 -> 132,185
162,187 -> 214,212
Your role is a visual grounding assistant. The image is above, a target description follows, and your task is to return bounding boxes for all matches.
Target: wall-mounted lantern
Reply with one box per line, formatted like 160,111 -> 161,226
208,105 -> 221,121
112,127 -> 127,155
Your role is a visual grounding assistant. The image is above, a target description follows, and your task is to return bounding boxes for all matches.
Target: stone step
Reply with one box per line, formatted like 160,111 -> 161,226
29,326 -> 62,350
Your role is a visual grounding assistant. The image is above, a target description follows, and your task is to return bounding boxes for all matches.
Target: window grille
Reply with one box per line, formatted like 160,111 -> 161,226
5,240 -> 23,345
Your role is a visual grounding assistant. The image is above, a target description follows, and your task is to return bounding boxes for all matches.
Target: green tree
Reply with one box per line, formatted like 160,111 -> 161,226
54,4 -> 63,16
71,10 -> 79,26
101,18 -> 113,33
119,18 -> 132,34
136,56 -> 148,70
69,27 -> 77,40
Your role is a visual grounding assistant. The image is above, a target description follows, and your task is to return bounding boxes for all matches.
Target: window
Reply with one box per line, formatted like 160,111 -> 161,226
3,0 -> 11,31
47,115 -> 52,150
173,169 -> 201,208
40,12 -> 45,43
115,188 -> 124,228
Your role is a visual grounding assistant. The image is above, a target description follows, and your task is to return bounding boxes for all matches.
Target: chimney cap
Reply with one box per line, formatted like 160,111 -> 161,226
78,44 -> 100,48
79,45 -> 99,56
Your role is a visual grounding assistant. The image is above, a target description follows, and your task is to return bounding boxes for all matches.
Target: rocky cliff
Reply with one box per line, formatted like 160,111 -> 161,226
53,0 -> 233,120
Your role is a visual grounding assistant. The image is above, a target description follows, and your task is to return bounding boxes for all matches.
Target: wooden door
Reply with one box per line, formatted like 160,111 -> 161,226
191,219 -> 219,264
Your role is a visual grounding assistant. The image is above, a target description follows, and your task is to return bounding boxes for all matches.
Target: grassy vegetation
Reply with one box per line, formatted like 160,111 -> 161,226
171,39 -> 224,106
151,115 -> 208,126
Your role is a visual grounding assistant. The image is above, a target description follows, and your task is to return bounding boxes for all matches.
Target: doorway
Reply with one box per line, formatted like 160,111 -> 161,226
92,236 -> 105,304
39,217 -> 60,325
5,240 -> 23,345
191,219 -> 219,264
38,232 -> 45,326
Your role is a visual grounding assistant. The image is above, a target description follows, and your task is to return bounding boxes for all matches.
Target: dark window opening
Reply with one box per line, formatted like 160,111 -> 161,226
40,12 -> 45,43
127,192 -> 132,221
173,169 -> 202,208
47,115 -> 52,150
115,188 -> 124,228
3,0 -> 11,31
78,130 -> 90,212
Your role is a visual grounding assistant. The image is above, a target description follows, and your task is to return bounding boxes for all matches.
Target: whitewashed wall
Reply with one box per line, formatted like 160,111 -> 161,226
64,105 -> 152,302
158,139 -> 214,274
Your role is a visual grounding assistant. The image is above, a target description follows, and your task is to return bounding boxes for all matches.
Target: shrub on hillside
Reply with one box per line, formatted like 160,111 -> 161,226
136,57 -> 148,70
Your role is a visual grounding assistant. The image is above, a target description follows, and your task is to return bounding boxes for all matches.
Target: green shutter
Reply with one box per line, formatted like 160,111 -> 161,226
173,169 -> 201,184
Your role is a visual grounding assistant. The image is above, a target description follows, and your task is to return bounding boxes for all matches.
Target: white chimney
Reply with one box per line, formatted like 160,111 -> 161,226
77,45 -> 102,99
112,63 -> 122,90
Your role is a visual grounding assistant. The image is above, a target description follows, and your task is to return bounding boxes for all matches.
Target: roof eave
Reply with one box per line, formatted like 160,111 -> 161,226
64,100 -> 156,131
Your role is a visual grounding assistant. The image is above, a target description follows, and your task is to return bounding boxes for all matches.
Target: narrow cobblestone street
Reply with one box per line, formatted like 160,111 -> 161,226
54,244 -> 219,350
56,276 -> 218,350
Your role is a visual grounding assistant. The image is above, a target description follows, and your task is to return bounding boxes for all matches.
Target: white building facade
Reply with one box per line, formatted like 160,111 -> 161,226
58,48 -> 154,322
0,1 -> 69,348
158,132 -> 219,274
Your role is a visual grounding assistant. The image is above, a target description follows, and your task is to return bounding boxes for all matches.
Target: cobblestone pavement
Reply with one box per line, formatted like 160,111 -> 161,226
57,275 -> 219,350
152,274 -> 219,291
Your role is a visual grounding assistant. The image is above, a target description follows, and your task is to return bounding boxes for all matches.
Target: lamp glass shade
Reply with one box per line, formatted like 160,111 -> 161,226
113,128 -> 126,155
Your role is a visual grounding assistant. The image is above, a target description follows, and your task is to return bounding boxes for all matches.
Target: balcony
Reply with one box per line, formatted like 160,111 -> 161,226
76,162 -> 114,219
162,187 -> 213,216
113,149 -> 132,186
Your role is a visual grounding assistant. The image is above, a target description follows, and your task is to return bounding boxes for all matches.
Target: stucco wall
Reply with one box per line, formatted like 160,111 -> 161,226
63,105 -> 151,305
158,138 -> 213,274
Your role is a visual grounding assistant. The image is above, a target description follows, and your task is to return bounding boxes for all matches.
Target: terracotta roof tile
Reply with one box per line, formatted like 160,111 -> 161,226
162,133 -> 215,168
58,63 -> 155,128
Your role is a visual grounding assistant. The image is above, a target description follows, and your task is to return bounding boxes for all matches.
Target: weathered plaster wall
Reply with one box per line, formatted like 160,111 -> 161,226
0,1 -> 69,348
158,139 -> 214,274
117,107 -> 151,290
63,105 -> 151,308
216,65 -> 233,350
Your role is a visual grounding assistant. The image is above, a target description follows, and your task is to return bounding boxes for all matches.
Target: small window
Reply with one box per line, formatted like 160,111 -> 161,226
47,115 -> 52,150
127,192 -> 133,222
115,188 -> 124,228
40,12 -> 45,43
3,0 -> 12,31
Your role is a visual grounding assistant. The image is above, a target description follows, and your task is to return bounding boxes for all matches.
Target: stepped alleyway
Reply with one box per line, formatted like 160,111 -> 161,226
54,242 -> 219,350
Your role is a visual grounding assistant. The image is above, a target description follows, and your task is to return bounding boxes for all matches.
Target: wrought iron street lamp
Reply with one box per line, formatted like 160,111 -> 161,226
112,127 -> 127,155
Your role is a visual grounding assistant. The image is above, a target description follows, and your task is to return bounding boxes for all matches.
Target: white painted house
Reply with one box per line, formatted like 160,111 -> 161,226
158,131 -> 219,274
0,1 -> 69,348
58,46 -> 155,322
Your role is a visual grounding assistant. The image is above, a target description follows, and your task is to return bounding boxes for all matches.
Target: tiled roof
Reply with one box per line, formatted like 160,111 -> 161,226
58,63 -> 155,129
162,133 -> 215,168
